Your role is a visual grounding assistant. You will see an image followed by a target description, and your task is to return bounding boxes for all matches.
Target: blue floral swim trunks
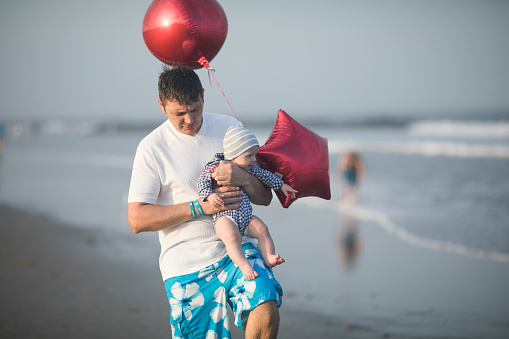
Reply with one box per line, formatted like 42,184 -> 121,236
164,242 -> 283,339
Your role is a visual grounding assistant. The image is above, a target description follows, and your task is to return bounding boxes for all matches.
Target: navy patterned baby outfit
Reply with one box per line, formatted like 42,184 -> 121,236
197,153 -> 284,235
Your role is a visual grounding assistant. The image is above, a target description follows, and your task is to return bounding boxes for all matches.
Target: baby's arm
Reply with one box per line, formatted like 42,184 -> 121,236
249,166 -> 298,198
280,183 -> 298,199
197,163 -> 217,201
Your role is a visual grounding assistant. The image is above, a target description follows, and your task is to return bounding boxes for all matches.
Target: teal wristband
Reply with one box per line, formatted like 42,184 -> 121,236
189,201 -> 197,218
193,200 -> 204,217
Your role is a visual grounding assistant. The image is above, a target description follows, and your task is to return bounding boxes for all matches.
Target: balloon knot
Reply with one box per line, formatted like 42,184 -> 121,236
198,57 -> 215,72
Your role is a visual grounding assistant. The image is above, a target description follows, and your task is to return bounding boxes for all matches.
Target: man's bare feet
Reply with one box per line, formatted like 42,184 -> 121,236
240,263 -> 259,280
266,254 -> 285,268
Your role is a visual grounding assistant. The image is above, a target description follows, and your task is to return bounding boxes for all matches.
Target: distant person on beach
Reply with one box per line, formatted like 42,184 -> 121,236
128,65 -> 282,338
197,125 -> 297,280
337,151 -> 365,204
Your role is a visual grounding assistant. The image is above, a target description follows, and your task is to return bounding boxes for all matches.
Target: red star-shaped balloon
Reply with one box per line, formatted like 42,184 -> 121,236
256,110 -> 331,208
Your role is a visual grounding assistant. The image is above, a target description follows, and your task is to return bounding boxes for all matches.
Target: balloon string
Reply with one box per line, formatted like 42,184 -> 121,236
198,57 -> 239,120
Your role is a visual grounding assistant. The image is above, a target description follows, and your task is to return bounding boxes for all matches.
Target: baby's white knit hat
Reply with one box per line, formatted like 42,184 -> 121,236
223,126 -> 259,160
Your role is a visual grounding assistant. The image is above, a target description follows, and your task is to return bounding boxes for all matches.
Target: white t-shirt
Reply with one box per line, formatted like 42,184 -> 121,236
128,112 -> 242,280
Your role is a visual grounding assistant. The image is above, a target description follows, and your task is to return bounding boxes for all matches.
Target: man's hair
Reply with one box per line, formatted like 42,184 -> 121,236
158,65 -> 203,105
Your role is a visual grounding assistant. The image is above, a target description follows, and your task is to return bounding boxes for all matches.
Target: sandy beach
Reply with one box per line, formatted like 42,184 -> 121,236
1,204 -> 398,339
3,202 -> 509,339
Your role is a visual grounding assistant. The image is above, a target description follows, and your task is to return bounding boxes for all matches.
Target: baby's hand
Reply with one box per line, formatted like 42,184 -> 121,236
207,193 -> 225,208
280,184 -> 298,199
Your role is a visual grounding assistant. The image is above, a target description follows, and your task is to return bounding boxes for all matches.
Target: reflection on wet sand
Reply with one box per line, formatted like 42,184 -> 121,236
337,206 -> 362,272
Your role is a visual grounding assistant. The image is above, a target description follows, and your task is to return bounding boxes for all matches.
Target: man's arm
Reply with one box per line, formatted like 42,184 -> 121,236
212,161 -> 272,206
128,187 -> 242,234
128,202 -> 193,234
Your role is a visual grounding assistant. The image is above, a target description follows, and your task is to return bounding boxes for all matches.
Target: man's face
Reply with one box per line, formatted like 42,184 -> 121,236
158,97 -> 204,136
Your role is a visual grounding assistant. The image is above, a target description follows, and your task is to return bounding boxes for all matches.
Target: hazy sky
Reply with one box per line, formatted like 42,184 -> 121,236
1,0 -> 508,122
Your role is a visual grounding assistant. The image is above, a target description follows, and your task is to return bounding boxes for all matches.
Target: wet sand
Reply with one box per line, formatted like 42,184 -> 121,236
0,205 -> 390,339
2,203 -> 509,339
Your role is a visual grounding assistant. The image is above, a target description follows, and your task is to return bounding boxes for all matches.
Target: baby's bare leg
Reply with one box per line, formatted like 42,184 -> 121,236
247,216 -> 285,268
215,216 -> 258,280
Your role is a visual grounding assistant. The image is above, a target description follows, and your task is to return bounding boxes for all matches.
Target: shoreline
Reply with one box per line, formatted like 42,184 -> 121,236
1,204 -> 394,339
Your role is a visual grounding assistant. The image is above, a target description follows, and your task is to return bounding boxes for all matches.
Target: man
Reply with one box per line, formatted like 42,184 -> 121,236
128,65 -> 282,339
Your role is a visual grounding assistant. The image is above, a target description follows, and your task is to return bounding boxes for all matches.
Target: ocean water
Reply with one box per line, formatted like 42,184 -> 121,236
319,121 -> 509,261
1,114 -> 509,336
1,115 -> 509,264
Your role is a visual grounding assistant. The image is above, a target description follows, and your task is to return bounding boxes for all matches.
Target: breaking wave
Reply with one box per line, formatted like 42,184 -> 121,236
328,140 -> 509,158
8,150 -> 133,169
407,120 -> 509,139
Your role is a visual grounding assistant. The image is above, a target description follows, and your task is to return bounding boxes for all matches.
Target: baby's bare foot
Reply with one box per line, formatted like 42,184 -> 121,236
240,263 -> 258,280
266,254 -> 285,268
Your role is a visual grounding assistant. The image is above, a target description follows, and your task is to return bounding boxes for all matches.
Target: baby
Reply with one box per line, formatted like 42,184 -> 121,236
197,126 -> 297,280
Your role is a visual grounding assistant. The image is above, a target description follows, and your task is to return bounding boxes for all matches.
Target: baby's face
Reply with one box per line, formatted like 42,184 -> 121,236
233,146 -> 259,171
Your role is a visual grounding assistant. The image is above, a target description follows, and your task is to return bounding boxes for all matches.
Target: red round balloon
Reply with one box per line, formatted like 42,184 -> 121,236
142,0 -> 228,69
257,110 -> 331,208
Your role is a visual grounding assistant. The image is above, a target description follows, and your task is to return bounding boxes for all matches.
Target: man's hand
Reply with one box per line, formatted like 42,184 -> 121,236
212,160 -> 250,187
